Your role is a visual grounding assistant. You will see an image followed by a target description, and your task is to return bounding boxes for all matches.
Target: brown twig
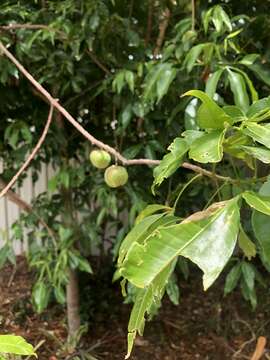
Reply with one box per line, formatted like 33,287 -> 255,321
153,7 -> 171,57
0,41 -> 158,166
0,177 -> 56,242
0,41 -> 264,186
0,24 -> 110,76
0,178 -> 31,212
145,0 -> 154,46
0,24 -> 51,31
87,49 -> 111,75
0,105 -> 54,198
7,265 -> 16,287
250,337 -> 267,360
0,24 -> 66,38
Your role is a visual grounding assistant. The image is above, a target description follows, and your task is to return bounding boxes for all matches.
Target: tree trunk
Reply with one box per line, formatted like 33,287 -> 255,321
53,101 -> 81,339
66,268 -> 81,337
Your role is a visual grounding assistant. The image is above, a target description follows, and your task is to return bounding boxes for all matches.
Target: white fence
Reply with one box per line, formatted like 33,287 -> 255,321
0,163 -> 54,253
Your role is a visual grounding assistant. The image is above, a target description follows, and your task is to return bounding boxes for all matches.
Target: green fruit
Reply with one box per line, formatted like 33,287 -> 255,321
104,165 -> 128,188
89,150 -> 111,169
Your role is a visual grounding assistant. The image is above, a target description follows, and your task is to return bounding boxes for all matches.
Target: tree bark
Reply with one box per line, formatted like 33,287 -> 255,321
53,102 -> 81,339
66,268 -> 81,337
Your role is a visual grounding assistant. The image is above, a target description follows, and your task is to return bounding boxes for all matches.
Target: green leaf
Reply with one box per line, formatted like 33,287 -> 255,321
59,170 -> 70,189
143,63 -> 176,103
32,280 -> 50,313
0,335 -> 36,356
54,286 -> 66,304
166,273 -> 180,305
203,7 -> 213,33
78,258 -> 93,273
240,277 -> 257,309
182,130 -> 204,145
216,6 -> 232,32
205,69 -> 224,98
120,198 -> 240,290
48,175 -> 58,192
227,69 -> 249,113
182,90 -> 232,129
248,62 -> 270,87
189,130 -> 225,163
224,263 -> 241,295
243,123 -> 270,149
0,244 -> 9,269
241,262 -> 255,292
241,146 -> 270,164
125,71 -> 135,93
241,261 -> 258,309
183,44 -> 205,73
229,67 -> 258,103
242,191 -> 270,216
246,96 -> 270,119
152,138 -> 189,193
238,226 -> 256,260
223,106 -> 246,123
156,66 -> 177,103
120,104 -> 133,129
252,178 -> 270,271
239,54 -> 260,66
118,213 -> 176,265
212,6 -> 223,32
112,71 -> 125,94
125,261 -> 176,359
135,204 -> 172,225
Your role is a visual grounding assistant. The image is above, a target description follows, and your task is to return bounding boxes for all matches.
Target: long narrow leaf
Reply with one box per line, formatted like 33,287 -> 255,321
120,198 -> 240,290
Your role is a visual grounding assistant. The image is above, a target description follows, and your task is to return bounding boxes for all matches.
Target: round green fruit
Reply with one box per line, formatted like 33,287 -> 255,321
104,165 -> 128,188
89,150 -> 111,169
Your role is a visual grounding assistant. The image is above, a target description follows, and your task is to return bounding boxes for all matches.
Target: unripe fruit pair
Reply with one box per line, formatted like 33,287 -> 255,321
89,149 -> 111,169
89,149 -> 128,188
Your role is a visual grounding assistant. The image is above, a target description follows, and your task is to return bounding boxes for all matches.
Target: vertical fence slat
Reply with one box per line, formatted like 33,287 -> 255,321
0,164 -> 53,253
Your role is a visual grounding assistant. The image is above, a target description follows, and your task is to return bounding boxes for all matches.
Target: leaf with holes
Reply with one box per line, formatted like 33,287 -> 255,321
120,198 -> 240,291
189,130 -> 225,163
152,138 -> 189,193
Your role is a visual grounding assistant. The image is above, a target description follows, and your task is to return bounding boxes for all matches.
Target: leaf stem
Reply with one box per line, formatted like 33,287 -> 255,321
203,181 -> 229,210
173,174 -> 202,213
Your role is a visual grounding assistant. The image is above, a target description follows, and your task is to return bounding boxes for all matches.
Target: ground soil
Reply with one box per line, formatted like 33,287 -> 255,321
0,257 -> 270,360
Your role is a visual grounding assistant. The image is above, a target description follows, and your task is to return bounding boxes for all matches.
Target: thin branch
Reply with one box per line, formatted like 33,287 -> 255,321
0,41 -> 266,186
191,0 -> 196,32
0,24 -> 66,38
87,49 -> 111,75
153,7 -> 171,57
0,178 -> 32,212
0,24 -> 49,31
145,0 -> 154,46
0,177 -> 56,242
0,105 -> 54,198
128,0 -> 134,19
0,41 -> 157,166
0,24 -> 110,76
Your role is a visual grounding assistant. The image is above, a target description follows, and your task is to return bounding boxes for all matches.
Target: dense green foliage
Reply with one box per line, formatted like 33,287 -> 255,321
1,0 -> 270,357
